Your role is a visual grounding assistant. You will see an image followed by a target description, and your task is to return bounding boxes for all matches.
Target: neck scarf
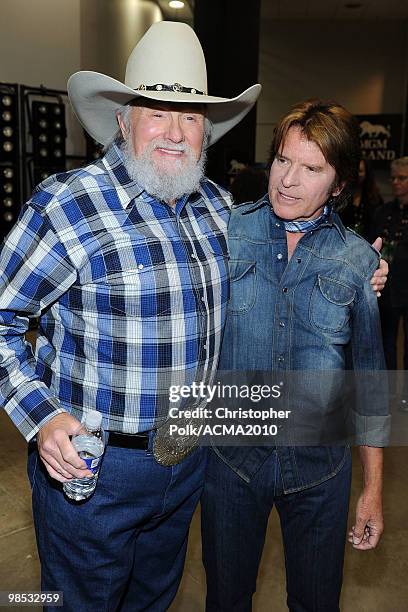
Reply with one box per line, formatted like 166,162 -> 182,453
281,205 -> 331,233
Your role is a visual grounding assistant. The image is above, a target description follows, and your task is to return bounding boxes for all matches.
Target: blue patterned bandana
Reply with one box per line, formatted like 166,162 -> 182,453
281,205 -> 331,233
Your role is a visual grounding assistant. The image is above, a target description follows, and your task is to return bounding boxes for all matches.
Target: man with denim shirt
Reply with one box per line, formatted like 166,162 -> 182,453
0,22 -> 262,611
202,100 -> 390,612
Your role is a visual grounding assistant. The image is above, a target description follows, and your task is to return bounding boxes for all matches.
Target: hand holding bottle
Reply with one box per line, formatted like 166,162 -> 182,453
37,412 -> 94,482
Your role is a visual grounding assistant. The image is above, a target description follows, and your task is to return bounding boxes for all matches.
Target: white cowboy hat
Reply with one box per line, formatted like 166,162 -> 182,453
67,21 -> 261,146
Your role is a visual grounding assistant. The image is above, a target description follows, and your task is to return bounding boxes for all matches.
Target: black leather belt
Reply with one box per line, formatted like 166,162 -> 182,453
107,431 -> 150,450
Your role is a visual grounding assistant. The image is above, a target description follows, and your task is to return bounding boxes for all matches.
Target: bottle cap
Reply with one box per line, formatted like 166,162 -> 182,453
84,410 -> 103,431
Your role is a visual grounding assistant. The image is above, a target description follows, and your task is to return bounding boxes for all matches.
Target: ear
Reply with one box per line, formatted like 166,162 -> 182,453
331,181 -> 346,197
116,111 -> 128,139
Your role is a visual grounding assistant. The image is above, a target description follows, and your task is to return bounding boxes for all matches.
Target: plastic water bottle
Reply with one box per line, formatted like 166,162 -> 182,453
63,410 -> 105,501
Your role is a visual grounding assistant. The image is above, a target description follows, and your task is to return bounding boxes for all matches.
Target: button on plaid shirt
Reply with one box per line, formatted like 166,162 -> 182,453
0,143 -> 231,440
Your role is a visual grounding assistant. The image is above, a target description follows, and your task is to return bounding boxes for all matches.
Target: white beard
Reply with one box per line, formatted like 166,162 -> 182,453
121,135 -> 207,204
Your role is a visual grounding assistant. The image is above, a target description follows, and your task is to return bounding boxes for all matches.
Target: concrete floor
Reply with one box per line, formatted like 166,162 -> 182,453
0,408 -> 407,611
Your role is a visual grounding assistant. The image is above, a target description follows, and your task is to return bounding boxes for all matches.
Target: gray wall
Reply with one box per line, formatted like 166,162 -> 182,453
80,0 -> 162,81
0,0 -> 81,89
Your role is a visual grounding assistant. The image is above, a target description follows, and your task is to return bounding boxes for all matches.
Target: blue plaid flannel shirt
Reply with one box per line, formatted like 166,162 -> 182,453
0,143 -> 231,440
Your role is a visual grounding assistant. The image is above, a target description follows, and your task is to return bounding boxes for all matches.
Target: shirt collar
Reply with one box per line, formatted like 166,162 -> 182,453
102,142 -> 145,208
241,194 -> 347,242
269,194 -> 347,242
240,194 -> 270,214
320,209 -> 347,241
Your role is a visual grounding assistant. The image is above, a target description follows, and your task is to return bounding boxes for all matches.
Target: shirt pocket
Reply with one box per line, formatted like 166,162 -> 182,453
78,239 -> 172,319
107,267 -> 172,318
309,275 -> 355,332
227,259 -> 257,314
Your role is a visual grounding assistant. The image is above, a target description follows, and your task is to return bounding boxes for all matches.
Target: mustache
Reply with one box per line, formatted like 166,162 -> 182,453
148,139 -> 188,154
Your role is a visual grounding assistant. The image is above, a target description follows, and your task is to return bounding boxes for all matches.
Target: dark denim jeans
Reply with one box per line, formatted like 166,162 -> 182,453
28,441 -> 207,612
201,448 -> 352,612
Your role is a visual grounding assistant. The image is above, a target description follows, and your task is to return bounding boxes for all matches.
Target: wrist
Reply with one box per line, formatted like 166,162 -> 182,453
362,482 -> 382,496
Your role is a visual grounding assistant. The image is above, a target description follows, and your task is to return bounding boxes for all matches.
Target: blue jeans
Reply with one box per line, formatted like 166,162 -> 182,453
201,448 -> 352,612
28,440 -> 207,612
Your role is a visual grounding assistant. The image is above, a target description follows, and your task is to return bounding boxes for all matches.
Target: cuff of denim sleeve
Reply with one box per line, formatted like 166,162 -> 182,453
351,410 -> 391,446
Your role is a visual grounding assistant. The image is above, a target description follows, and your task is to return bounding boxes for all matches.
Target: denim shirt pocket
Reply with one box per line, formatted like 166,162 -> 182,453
309,275 -> 356,332
227,259 -> 257,314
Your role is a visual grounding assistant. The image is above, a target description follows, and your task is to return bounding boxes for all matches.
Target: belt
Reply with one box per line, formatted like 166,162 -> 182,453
107,431 -> 151,450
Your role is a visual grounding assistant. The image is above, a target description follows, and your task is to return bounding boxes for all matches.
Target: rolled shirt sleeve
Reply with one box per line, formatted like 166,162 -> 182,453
350,255 -> 391,446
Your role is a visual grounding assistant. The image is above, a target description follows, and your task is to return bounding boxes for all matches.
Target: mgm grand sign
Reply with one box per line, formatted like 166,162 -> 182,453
356,114 -> 403,169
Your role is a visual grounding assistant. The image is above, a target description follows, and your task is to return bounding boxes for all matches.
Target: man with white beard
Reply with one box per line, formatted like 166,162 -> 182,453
118,100 -> 209,205
0,22 -> 261,611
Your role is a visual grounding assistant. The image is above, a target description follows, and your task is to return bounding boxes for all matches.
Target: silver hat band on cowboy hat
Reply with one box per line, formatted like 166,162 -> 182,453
136,83 -> 206,95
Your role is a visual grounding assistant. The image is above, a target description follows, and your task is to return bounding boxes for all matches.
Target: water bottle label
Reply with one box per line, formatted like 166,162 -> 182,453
82,455 -> 101,474
72,434 -> 104,476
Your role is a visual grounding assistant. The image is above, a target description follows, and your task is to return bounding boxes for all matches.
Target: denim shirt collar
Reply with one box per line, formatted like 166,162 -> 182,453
242,194 -> 346,242
319,209 -> 347,242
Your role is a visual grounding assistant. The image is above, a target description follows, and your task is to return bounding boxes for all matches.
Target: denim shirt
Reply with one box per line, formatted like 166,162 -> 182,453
214,197 -> 390,493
